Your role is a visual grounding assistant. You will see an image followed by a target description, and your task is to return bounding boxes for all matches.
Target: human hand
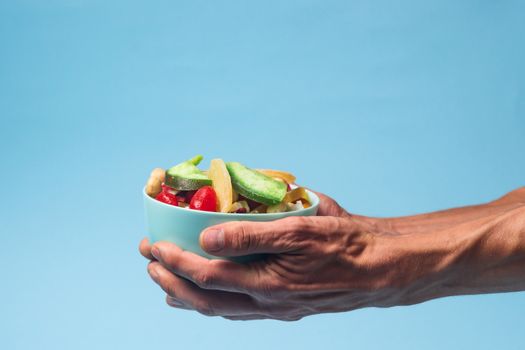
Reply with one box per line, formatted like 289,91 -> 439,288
140,188 -> 525,320
140,193 -> 412,320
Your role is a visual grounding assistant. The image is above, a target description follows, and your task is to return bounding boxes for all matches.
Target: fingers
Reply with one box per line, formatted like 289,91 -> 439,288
222,315 -> 268,321
139,238 -> 155,260
147,261 -> 261,317
150,241 -> 263,294
199,216 -> 316,256
165,295 -> 193,310
222,314 -> 302,321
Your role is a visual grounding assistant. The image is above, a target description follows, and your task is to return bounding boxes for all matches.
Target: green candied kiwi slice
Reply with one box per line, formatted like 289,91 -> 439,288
225,162 -> 287,206
165,155 -> 212,191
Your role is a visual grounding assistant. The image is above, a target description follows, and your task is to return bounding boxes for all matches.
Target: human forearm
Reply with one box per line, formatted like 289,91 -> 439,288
445,205 -> 525,295
384,204 -> 525,305
384,187 -> 525,235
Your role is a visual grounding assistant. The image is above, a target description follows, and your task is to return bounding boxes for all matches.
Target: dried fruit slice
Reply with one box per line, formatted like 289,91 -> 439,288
165,155 -> 212,190
300,199 -> 311,209
283,187 -> 310,205
266,202 -> 288,213
209,158 -> 233,212
256,169 -> 296,184
229,200 -> 250,213
227,162 -> 287,206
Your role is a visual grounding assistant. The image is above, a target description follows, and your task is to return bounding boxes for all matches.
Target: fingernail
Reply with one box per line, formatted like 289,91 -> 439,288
151,246 -> 161,260
167,298 -> 183,307
202,229 -> 224,252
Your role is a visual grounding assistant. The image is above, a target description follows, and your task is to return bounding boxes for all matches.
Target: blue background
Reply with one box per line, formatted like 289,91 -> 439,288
1,1 -> 524,349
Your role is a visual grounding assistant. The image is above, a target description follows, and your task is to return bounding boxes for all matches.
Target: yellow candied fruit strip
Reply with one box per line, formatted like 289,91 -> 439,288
232,188 -> 239,202
283,187 -> 310,205
255,169 -> 296,184
300,199 -> 311,209
209,159 -> 233,213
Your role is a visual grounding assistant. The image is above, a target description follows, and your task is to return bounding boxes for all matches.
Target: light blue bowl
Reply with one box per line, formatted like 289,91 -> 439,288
143,188 -> 320,260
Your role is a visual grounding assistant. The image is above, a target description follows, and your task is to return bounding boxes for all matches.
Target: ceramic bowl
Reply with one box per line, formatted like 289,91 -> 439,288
143,188 -> 320,259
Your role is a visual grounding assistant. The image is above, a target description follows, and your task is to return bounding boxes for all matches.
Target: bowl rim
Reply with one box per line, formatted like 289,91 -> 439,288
143,187 -> 320,218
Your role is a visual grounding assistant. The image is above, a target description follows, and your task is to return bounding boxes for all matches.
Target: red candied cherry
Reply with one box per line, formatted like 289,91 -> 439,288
189,186 -> 217,212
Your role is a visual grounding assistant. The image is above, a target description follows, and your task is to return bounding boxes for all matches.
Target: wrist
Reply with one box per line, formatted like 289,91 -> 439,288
372,231 -> 459,307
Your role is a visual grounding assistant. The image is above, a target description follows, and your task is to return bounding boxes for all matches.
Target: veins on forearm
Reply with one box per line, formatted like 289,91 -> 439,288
432,205 -> 525,297
384,195 -> 525,235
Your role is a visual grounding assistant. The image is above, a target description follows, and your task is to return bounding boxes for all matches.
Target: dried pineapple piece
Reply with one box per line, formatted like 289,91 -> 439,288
283,187 -> 310,205
300,199 -> 311,209
209,159 -> 233,212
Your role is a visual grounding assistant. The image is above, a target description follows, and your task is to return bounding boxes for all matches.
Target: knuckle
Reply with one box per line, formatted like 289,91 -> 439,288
158,248 -> 178,267
322,216 -> 343,231
194,300 -> 216,316
232,223 -> 257,251
277,216 -> 317,244
160,279 -> 177,298
163,280 -> 177,298
194,268 -> 215,289
161,255 -> 176,268
288,215 -> 310,230
286,216 -> 316,237
253,279 -> 285,300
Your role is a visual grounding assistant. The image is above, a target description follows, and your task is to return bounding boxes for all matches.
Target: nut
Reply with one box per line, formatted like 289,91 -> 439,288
146,168 -> 165,197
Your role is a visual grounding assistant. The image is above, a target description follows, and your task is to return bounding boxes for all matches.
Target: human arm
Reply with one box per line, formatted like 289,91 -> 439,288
140,187 -> 525,320
384,187 -> 525,234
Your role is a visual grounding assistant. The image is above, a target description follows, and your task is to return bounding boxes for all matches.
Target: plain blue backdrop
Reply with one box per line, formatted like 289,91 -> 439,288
1,1 -> 524,349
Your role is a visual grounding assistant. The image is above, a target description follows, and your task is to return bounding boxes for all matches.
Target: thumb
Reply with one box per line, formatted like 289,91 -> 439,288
199,217 -> 311,257
310,190 -> 349,217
